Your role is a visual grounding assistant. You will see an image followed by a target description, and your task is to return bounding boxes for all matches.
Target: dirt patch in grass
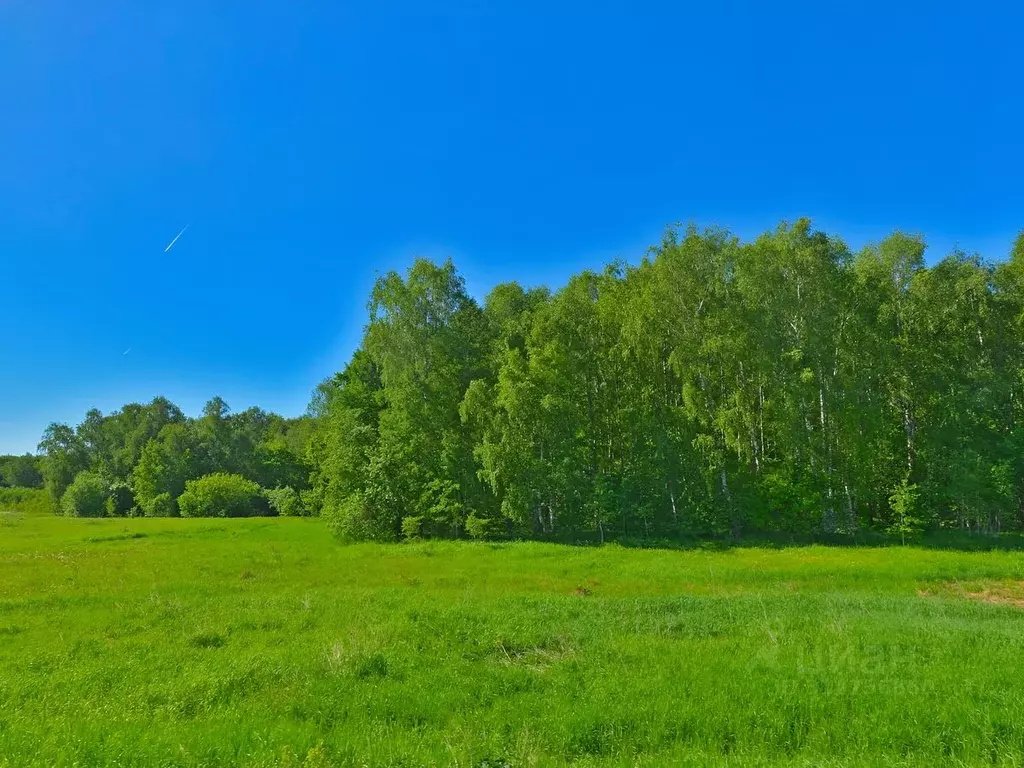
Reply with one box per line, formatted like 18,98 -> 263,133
920,581 -> 1024,608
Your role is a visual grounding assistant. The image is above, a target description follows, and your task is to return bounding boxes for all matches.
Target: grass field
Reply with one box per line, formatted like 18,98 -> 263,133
2,509 -> 1024,767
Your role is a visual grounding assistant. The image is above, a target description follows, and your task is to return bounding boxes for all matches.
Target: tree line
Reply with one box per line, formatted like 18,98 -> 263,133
308,220 -> 1024,541
33,396 -> 313,517
21,219 -> 1024,540
0,454 -> 43,490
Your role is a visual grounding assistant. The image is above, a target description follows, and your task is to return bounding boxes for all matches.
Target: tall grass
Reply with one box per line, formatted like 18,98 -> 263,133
0,486 -> 53,517
1,514 -> 1024,766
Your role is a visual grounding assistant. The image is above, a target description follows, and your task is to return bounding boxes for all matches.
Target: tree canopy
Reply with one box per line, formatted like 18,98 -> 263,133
30,221 -> 1024,540
309,222 -> 1024,540
36,396 -> 312,518
0,454 -> 43,489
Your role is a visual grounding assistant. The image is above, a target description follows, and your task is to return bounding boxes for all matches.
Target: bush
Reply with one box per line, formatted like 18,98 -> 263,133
145,492 -> 177,518
465,513 -> 493,540
60,471 -> 108,517
323,491 -> 399,542
105,481 -> 135,517
0,488 -> 54,516
888,477 -> 922,545
299,488 -> 321,517
401,515 -> 424,540
178,473 -> 268,518
264,485 -> 304,516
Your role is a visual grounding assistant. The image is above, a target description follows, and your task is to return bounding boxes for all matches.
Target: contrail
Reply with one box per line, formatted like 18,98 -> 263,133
164,225 -> 189,253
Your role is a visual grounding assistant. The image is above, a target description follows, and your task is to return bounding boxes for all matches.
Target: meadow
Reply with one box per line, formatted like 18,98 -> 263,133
2,507 -> 1024,767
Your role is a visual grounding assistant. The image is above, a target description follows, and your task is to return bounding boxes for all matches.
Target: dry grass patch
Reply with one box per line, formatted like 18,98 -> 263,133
920,580 -> 1024,608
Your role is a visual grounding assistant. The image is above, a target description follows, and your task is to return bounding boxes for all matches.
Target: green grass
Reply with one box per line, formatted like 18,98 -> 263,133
2,513 -> 1024,766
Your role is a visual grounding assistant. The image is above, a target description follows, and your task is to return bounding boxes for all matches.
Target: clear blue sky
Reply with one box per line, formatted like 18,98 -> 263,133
1,1 -> 1020,454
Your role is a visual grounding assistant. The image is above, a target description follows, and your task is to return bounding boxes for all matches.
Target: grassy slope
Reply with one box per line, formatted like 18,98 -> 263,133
1,513 -> 1024,767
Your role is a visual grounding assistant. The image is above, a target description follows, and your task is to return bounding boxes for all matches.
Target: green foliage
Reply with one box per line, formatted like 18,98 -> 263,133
60,471 -> 108,518
464,512 -> 493,540
401,515 -> 424,540
34,395 -> 309,524
38,423 -> 88,505
177,473 -> 269,518
132,422 -> 198,510
323,490 -> 398,542
311,259 -> 489,542
29,222 -> 1024,541
307,224 -> 1024,541
145,492 -> 176,518
888,477 -> 922,544
298,488 -> 321,517
104,481 -> 135,517
264,485 -> 304,516
0,487 -> 53,515
0,454 -> 43,489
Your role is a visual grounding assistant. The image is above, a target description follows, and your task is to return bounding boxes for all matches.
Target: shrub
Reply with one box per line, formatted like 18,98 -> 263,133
299,488 -> 321,517
465,513 -> 493,540
0,488 -> 53,516
401,515 -> 424,540
105,481 -> 135,517
60,471 -> 108,518
178,473 -> 268,518
888,477 -> 921,545
146,492 -> 177,518
264,485 -> 303,517
324,491 -> 399,542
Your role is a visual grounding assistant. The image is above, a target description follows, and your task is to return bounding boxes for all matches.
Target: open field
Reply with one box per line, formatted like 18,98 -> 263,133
2,511 -> 1024,766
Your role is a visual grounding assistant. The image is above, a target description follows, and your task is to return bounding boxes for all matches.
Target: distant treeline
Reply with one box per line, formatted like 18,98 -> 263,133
0,454 -> 43,490
33,397 -> 313,518
24,220 -> 1024,540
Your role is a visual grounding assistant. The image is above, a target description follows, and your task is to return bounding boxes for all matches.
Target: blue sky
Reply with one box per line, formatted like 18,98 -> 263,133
1,1 -> 1020,454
